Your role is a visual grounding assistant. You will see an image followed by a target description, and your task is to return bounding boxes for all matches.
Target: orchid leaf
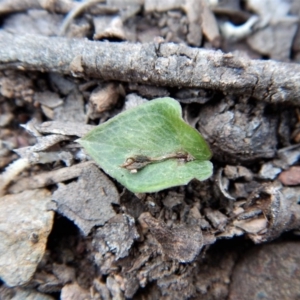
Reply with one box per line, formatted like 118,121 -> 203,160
78,97 -> 213,193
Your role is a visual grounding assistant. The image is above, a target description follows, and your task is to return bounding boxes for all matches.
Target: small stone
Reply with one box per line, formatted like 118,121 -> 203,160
53,90 -> 85,123
259,162 -> 281,180
229,242 -> 300,299
123,93 -> 148,111
237,166 -> 253,181
52,263 -> 76,285
34,91 -> 63,108
277,148 -> 300,168
224,165 -> 238,180
278,166 -> 300,186
204,208 -> 228,231
60,283 -> 90,300
88,83 -> 122,119
162,192 -> 184,209
93,16 -> 126,40
0,112 -> 13,127
0,189 -> 54,287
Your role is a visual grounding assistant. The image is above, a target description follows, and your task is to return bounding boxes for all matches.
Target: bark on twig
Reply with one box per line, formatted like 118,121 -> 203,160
58,0 -> 105,36
1,31 -> 300,105
0,0 -> 73,14
8,161 -> 94,193
0,0 -> 117,15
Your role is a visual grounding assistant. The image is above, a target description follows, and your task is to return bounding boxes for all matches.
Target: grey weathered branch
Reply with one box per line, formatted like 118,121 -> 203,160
1,31 -> 300,105
0,0 -> 73,14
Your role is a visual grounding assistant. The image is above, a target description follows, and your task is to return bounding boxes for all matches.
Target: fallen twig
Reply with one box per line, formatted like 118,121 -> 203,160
0,158 -> 30,196
0,31 -> 300,105
59,0 -> 105,36
0,0 -> 73,14
8,161 -> 94,193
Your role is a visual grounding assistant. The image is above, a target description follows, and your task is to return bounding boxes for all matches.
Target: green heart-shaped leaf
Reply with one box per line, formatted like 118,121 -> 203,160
78,97 -> 213,193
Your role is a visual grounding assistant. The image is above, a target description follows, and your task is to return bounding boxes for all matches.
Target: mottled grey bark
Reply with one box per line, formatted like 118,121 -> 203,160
1,31 -> 300,105
0,0 -> 73,14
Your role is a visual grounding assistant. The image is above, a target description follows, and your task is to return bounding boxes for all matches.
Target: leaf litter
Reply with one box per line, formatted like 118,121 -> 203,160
0,0 -> 300,299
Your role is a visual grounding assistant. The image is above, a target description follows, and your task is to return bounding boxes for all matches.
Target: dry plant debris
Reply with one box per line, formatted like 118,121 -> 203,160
52,164 -> 120,236
139,212 -> 203,262
0,0 -> 299,299
93,214 -> 139,260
